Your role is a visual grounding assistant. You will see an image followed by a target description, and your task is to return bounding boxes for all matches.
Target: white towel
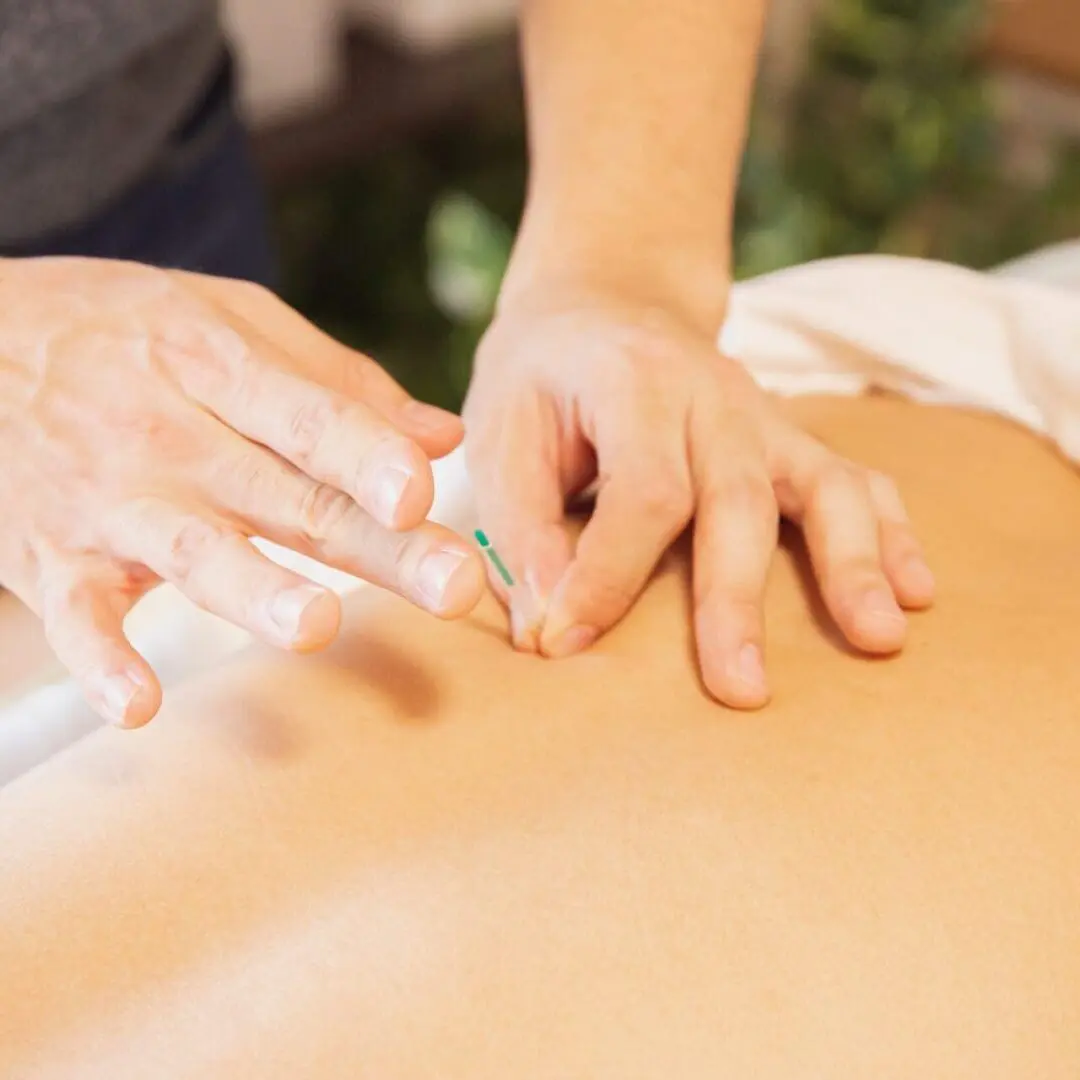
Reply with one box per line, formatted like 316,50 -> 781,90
1,251 -> 1078,783
722,254 -> 1080,463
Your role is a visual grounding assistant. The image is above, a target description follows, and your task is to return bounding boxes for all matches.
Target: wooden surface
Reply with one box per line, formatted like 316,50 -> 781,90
987,0 -> 1080,88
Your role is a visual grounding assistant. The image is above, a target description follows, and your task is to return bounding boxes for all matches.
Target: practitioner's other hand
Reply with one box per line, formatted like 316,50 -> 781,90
0,257 -> 485,727
464,290 -> 936,709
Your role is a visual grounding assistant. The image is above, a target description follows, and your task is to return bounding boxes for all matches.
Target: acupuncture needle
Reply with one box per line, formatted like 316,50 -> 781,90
474,529 -> 515,588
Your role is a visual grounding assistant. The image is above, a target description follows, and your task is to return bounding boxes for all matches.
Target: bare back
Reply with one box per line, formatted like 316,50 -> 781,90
2,396 -> 1079,1078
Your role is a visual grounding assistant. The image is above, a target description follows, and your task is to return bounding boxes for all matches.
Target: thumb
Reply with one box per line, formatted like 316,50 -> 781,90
465,402 -> 573,651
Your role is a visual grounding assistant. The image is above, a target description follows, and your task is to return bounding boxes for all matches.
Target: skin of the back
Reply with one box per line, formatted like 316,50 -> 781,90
1,395 -> 1079,1079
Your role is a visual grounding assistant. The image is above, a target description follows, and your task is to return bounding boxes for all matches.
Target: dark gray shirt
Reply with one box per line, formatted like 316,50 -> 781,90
0,0 -> 223,244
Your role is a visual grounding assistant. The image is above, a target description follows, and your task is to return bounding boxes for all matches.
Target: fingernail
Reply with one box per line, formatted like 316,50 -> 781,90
863,586 -> 905,624
368,465 -> 412,526
416,548 -> 470,610
524,566 -> 550,616
402,400 -> 459,433
511,603 -> 543,652
735,643 -> 767,691
543,623 -> 598,660
268,584 -> 330,644
96,672 -> 142,727
510,573 -> 547,649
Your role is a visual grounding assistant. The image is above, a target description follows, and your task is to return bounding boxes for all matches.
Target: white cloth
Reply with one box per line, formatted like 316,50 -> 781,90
722,254 -> 1080,464
1,252 -> 1078,783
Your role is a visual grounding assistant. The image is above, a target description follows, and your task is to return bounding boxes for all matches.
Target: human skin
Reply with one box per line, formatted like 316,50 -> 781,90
0,258 -> 485,729
465,0 -> 935,708
1,396 -> 1078,1077
0,0 -> 930,727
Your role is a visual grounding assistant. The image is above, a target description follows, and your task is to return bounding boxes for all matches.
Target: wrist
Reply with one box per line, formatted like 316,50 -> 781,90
498,215 -> 732,339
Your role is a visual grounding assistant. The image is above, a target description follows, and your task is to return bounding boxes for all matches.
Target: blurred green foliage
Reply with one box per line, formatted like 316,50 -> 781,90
735,0 -> 1080,275
275,0 -> 1080,411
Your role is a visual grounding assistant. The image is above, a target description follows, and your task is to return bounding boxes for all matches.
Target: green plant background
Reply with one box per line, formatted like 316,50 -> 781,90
275,0 -> 1080,412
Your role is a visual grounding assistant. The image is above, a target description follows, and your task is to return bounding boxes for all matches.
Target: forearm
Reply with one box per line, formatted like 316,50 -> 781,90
503,0 -> 768,332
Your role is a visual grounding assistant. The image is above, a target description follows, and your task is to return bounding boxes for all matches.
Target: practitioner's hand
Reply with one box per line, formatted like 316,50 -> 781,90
0,257 -> 485,727
464,291 -> 936,709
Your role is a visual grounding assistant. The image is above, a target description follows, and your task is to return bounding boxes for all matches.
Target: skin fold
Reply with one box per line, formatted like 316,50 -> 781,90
1,395 -> 1078,1078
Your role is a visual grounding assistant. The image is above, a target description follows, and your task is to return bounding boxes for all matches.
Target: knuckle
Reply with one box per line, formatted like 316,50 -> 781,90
715,470 -> 777,524
633,472 -> 693,523
156,306 -> 251,391
287,398 -> 342,464
336,351 -> 383,399
40,575 -> 91,625
807,457 -> 866,509
866,469 -> 907,518
819,456 -> 862,487
297,482 -> 356,543
108,403 -> 198,464
215,446 -> 273,495
228,278 -> 276,307
166,518 -> 229,584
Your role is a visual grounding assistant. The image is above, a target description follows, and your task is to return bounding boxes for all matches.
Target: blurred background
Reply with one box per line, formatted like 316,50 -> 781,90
226,0 -> 1080,412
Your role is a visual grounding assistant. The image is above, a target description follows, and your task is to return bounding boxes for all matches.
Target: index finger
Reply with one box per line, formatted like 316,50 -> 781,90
465,404 -> 573,650
691,461 -> 778,709
166,327 -> 437,532
538,459 -> 693,658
